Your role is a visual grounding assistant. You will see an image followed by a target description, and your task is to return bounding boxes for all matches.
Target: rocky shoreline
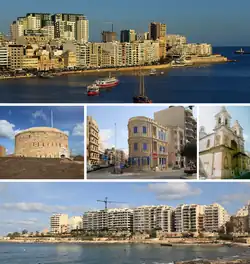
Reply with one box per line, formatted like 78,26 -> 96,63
176,260 -> 250,264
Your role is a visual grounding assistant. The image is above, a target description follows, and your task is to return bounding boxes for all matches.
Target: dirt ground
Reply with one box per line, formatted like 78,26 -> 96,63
0,157 -> 84,179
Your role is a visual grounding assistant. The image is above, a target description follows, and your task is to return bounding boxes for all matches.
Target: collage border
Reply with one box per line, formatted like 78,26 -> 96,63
1,103 -> 250,183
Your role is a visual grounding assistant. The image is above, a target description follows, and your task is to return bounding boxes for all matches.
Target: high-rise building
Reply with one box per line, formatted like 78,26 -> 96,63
87,116 -> 100,165
50,214 -> 69,234
175,204 -> 205,232
120,29 -> 136,43
204,203 -> 230,232
102,31 -> 116,42
154,106 -> 197,144
149,22 -> 166,40
133,205 -> 173,232
76,18 -> 89,43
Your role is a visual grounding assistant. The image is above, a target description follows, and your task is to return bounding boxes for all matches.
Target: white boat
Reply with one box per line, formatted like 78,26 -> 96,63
95,73 -> 119,88
149,68 -> 157,75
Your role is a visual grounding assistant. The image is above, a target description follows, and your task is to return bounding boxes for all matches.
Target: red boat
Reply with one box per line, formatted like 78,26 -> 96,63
87,84 -> 100,96
95,77 -> 119,88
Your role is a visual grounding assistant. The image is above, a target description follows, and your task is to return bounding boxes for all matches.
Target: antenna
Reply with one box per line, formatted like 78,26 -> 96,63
51,110 -> 54,128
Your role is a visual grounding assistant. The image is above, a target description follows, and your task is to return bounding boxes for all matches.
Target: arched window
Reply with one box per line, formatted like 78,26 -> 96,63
218,117 -> 221,124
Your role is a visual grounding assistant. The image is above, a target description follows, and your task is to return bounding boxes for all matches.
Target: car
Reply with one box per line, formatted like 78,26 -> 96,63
92,165 -> 100,171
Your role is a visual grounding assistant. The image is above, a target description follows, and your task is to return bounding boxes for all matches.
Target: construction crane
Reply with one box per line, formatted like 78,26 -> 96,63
104,21 -> 114,32
97,197 -> 126,210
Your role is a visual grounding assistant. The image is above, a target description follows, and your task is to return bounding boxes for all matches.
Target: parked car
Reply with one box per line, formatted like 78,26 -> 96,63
87,164 -> 93,172
92,165 -> 100,171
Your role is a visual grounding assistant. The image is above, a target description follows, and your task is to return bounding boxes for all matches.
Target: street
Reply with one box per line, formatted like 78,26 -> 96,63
87,167 -> 197,180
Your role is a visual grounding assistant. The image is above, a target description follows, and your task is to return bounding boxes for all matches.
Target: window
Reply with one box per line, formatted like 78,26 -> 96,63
143,126 -> 147,134
218,117 -> 221,124
206,139 -> 210,148
133,127 -> 138,133
143,143 -> 147,151
225,119 -> 228,125
134,143 -> 138,151
162,147 -> 165,153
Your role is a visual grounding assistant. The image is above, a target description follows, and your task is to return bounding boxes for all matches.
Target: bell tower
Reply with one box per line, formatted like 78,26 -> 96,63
214,106 -> 231,129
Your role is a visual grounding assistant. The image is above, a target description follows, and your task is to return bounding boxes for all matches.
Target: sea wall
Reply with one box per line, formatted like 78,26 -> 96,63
190,55 -> 228,64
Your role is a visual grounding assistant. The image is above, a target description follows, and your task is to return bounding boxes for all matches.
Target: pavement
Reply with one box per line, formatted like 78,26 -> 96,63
87,167 -> 197,180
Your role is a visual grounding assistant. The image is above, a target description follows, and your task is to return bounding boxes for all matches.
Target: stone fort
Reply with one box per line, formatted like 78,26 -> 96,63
15,127 -> 69,158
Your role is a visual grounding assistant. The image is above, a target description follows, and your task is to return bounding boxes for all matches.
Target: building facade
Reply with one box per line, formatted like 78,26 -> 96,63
0,46 -> 8,68
128,116 -> 168,170
87,116 -> 100,165
199,106 -> 247,179
50,214 -> 69,234
133,205 -> 173,232
15,127 -> 69,158
175,204 -> 205,233
204,203 -> 230,232
69,216 -> 83,231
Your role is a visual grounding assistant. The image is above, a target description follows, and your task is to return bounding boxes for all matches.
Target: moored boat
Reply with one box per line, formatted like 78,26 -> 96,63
87,84 -> 100,96
95,73 -> 119,88
149,68 -> 157,76
234,48 -> 250,54
39,73 -> 54,79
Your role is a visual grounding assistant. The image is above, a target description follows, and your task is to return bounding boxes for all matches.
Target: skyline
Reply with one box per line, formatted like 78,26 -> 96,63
0,182 -> 250,235
0,106 -> 84,155
199,106 -> 250,152
87,106 -> 197,154
1,0 -> 250,45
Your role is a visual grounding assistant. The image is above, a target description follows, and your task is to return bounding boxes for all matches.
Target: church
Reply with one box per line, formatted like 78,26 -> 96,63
199,106 -> 248,179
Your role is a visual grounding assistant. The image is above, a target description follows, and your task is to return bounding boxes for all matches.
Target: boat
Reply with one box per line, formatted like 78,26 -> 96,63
87,84 -> 100,96
160,71 -> 164,75
95,73 -> 119,88
133,67 -> 152,103
160,243 -> 173,247
39,73 -> 54,79
234,48 -> 250,54
149,68 -> 157,76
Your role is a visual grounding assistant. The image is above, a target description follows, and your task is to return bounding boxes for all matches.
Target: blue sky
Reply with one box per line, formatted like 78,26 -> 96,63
87,105 -> 197,153
0,182 -> 249,235
199,106 -> 250,152
1,0 -> 250,45
0,106 -> 84,155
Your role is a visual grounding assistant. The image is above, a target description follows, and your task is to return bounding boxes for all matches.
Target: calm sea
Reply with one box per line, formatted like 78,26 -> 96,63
1,47 -> 250,103
0,243 -> 250,264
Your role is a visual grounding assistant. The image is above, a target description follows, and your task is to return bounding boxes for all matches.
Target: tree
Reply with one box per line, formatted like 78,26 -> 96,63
22,229 -> 28,235
181,140 -> 197,161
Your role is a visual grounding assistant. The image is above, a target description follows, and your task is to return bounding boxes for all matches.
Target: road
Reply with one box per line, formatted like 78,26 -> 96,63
87,167 -> 197,180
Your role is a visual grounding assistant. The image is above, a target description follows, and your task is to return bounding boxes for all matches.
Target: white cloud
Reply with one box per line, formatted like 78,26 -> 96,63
147,182 -> 202,200
32,110 -> 48,122
219,193 -> 250,206
0,120 -> 19,139
0,202 -> 87,214
199,106 -> 221,134
100,129 -> 114,149
72,122 -> 84,136
0,218 -> 38,226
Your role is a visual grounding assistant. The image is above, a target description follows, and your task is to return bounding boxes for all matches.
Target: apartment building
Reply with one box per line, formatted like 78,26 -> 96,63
154,106 -> 197,144
128,116 -> 168,170
50,214 -> 69,234
0,45 -> 8,68
166,34 -> 187,47
68,216 -> 83,231
8,44 -> 24,70
149,22 -> 166,40
83,208 -> 133,231
175,204 -> 205,232
102,31 -> 116,42
87,116 -> 100,165
76,18 -> 89,43
120,29 -> 136,43
0,145 -> 6,157
133,205 -> 173,232
204,203 -> 230,232
236,204 -> 249,217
